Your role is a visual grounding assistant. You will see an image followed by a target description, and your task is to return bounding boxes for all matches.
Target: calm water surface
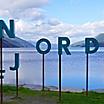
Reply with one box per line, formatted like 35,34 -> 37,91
2,47 -> 104,90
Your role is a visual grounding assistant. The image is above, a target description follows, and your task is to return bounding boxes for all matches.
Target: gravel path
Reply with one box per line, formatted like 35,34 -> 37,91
3,95 -> 57,104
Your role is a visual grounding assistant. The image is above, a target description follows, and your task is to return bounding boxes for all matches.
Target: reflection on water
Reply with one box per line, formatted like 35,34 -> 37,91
2,48 -> 104,90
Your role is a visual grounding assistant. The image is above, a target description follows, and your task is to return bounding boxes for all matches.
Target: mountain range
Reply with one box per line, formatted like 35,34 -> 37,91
1,33 -> 104,48
71,33 -> 104,47
0,36 -> 34,48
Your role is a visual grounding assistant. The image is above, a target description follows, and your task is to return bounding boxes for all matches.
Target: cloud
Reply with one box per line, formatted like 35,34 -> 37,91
0,0 -> 48,21
10,8 -> 46,21
15,20 -> 104,44
0,10 -> 11,18
1,0 -> 104,44
48,18 -> 61,26
0,0 -> 48,10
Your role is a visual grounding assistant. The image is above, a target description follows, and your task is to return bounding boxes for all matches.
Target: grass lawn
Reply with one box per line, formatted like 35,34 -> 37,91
2,85 -> 104,104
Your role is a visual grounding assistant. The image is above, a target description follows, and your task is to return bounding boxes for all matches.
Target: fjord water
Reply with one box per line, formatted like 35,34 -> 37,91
3,48 -> 104,90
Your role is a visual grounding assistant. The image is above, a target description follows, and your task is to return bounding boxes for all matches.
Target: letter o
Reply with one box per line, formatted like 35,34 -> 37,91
36,38 -> 51,54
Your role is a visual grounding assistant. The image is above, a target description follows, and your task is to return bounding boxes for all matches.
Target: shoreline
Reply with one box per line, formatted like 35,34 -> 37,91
3,84 -> 104,104
21,84 -> 83,92
4,84 -> 104,93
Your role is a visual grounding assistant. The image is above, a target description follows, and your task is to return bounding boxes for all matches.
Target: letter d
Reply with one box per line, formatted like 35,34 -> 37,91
85,38 -> 99,54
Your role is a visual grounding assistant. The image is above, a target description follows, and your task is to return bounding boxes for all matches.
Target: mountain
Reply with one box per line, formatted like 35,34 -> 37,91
29,41 -> 58,50
0,37 -> 35,48
71,33 -> 104,47
71,40 -> 84,47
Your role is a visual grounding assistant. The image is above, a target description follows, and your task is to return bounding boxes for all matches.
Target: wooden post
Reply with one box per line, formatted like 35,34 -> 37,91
42,54 -> 45,91
16,69 -> 18,97
59,54 -> 61,101
0,38 -> 3,104
10,53 -> 19,98
86,53 -> 89,96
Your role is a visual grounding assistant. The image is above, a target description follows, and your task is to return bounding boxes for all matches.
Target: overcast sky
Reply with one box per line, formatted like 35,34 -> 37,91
0,0 -> 104,44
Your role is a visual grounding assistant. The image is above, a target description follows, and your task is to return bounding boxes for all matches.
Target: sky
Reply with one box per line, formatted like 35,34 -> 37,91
0,0 -> 104,44
45,0 -> 104,24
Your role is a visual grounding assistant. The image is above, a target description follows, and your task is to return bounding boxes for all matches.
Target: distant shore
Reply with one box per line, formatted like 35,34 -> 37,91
5,84 -> 104,93
19,84 -> 83,92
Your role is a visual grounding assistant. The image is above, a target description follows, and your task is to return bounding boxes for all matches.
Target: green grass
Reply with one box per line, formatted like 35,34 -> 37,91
61,92 -> 104,104
2,85 -> 104,104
